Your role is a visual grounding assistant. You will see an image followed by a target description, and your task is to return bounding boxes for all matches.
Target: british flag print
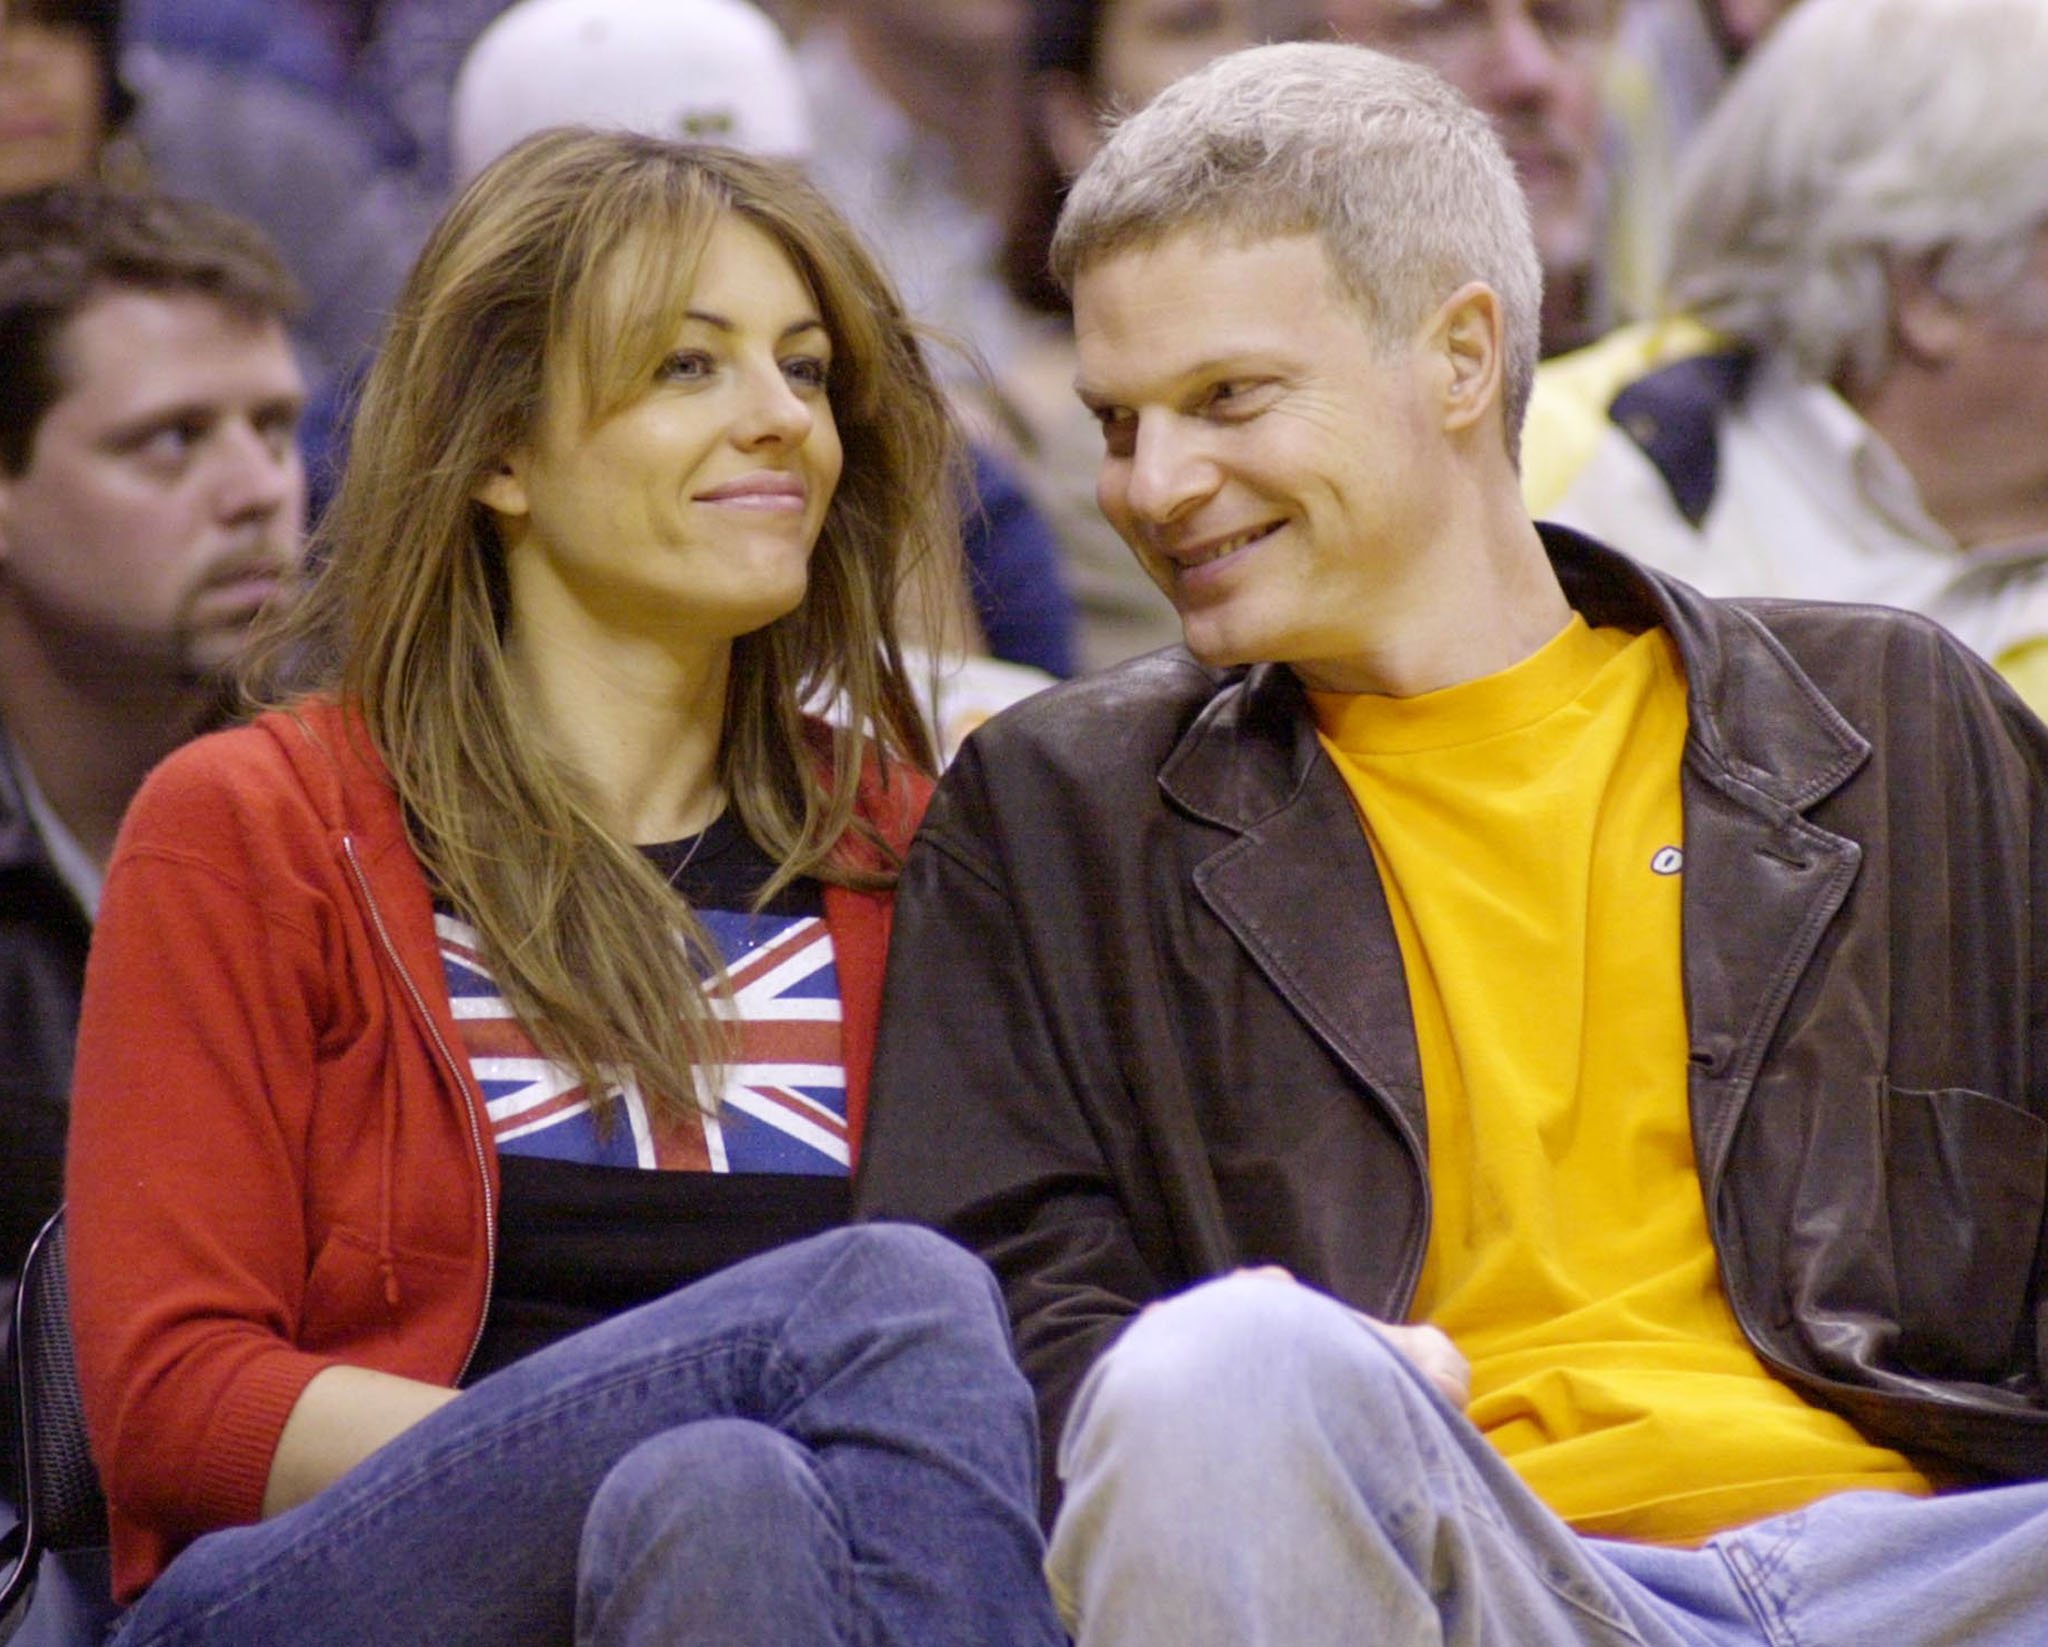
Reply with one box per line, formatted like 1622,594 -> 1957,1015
436,908 -> 848,1177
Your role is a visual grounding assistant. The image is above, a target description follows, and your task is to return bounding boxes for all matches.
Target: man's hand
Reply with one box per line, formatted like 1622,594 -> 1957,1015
1236,1265 -> 1471,1411
1358,1317 -> 1471,1411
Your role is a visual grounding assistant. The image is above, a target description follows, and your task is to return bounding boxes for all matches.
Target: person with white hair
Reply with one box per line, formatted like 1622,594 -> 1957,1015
859,34 -> 2048,1647
1545,0 -> 2048,711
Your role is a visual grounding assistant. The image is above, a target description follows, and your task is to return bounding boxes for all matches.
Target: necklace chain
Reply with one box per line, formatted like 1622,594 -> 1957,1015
659,808 -> 720,890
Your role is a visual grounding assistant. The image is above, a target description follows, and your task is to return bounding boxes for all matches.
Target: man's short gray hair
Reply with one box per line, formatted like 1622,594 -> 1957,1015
1050,41 -> 1544,459
1669,0 -> 2048,392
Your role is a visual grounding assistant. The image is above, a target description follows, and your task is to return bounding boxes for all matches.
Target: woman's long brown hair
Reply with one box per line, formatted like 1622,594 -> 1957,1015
247,129 -> 963,1122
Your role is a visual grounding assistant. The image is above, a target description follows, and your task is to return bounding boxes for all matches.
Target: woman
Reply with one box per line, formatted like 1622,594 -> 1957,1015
66,129 -> 1063,1646
0,0 -> 134,195
0,0 -> 432,469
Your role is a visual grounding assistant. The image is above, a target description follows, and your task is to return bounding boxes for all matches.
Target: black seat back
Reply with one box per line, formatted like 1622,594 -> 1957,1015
0,1210 -> 109,1629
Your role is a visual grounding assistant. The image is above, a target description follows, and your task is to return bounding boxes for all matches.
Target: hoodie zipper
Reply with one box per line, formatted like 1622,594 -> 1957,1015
342,834 -> 496,1384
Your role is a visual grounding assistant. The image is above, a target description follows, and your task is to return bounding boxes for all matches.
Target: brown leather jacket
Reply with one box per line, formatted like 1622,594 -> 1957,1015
859,526 -> 2048,1513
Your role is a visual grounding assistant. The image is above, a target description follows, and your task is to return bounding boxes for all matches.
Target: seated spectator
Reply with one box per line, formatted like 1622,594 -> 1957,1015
858,38 -> 2048,1647
1545,0 -> 2048,711
1314,0 -> 1625,355
0,0 -> 140,193
793,0 -> 1034,383
450,0 -> 1074,707
0,181 -> 305,1319
0,0 -> 436,460
1002,0 -> 1265,671
66,129 -> 1061,1643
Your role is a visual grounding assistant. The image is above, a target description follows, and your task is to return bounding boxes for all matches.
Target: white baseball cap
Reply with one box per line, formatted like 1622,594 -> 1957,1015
450,0 -> 810,181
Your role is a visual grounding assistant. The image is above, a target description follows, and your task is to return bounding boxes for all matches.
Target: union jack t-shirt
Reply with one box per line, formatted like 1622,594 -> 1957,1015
436,821 -> 848,1179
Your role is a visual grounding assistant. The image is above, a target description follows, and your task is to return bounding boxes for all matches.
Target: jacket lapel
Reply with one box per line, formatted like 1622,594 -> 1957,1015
1676,767 -> 1863,1183
1161,668 -> 1429,1154
1151,531 -> 1874,1202
1565,526 -> 1874,1187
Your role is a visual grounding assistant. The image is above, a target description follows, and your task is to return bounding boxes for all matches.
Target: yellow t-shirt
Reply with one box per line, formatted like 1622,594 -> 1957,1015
1309,616 -> 1930,1544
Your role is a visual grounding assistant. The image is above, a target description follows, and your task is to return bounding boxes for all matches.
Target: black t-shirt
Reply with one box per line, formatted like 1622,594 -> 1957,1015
457,815 -> 846,1382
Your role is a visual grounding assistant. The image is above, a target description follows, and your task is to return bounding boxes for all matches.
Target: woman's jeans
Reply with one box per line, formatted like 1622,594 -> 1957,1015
112,1223 -> 1064,1647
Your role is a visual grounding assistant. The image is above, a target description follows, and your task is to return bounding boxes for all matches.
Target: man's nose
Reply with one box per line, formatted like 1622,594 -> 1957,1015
213,421 -> 304,526
1117,416 -> 1217,526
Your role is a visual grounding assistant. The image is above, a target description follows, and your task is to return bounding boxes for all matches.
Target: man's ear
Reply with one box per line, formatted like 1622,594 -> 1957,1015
1891,262 -> 1969,366
1428,281 -> 1506,438
472,454 -> 529,520
0,471 -> 16,565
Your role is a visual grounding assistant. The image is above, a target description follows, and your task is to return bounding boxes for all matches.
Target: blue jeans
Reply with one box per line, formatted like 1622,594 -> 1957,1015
111,1223 -> 1063,1647
1049,1272 -> 2048,1646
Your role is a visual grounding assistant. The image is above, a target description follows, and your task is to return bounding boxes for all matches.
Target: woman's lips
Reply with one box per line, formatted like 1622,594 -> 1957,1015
695,473 -> 807,510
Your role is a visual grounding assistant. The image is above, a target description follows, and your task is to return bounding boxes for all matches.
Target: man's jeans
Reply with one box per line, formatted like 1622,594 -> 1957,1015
111,1223 -> 1064,1647
1049,1271 -> 2048,1646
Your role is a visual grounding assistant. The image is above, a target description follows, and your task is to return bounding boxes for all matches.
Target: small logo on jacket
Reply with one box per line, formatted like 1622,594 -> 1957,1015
1651,846 -> 1684,876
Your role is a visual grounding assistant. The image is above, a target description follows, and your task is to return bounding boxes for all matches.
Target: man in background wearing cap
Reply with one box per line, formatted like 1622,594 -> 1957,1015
448,0 -> 812,178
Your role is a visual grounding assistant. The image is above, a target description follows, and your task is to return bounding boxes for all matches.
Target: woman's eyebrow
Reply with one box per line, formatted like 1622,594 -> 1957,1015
681,308 -> 828,342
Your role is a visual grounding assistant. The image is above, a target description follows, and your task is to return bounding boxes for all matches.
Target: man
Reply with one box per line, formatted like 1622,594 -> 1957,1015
0,182 -> 305,1288
794,0 -> 1034,379
1542,0 -> 2048,715
859,38 -> 2048,1647
1317,0 -> 1622,353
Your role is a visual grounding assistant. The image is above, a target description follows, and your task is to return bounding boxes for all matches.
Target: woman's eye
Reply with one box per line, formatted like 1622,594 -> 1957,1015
659,350 -> 715,382
782,355 -> 831,391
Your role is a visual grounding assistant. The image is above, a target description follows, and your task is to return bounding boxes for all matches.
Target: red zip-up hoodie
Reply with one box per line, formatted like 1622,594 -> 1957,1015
67,700 -> 927,1602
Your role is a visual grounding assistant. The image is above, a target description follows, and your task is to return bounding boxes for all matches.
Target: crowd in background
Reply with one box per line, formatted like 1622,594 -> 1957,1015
0,0 -> 1818,681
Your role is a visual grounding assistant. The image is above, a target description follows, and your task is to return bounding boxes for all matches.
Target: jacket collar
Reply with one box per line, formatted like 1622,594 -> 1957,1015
1158,523 -> 1872,829
0,730 -> 40,874
1154,524 -> 1874,1231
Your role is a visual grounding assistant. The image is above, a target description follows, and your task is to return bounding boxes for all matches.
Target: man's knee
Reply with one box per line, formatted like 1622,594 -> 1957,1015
1050,1278 -> 1446,1639
1062,1273 -> 1413,1472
